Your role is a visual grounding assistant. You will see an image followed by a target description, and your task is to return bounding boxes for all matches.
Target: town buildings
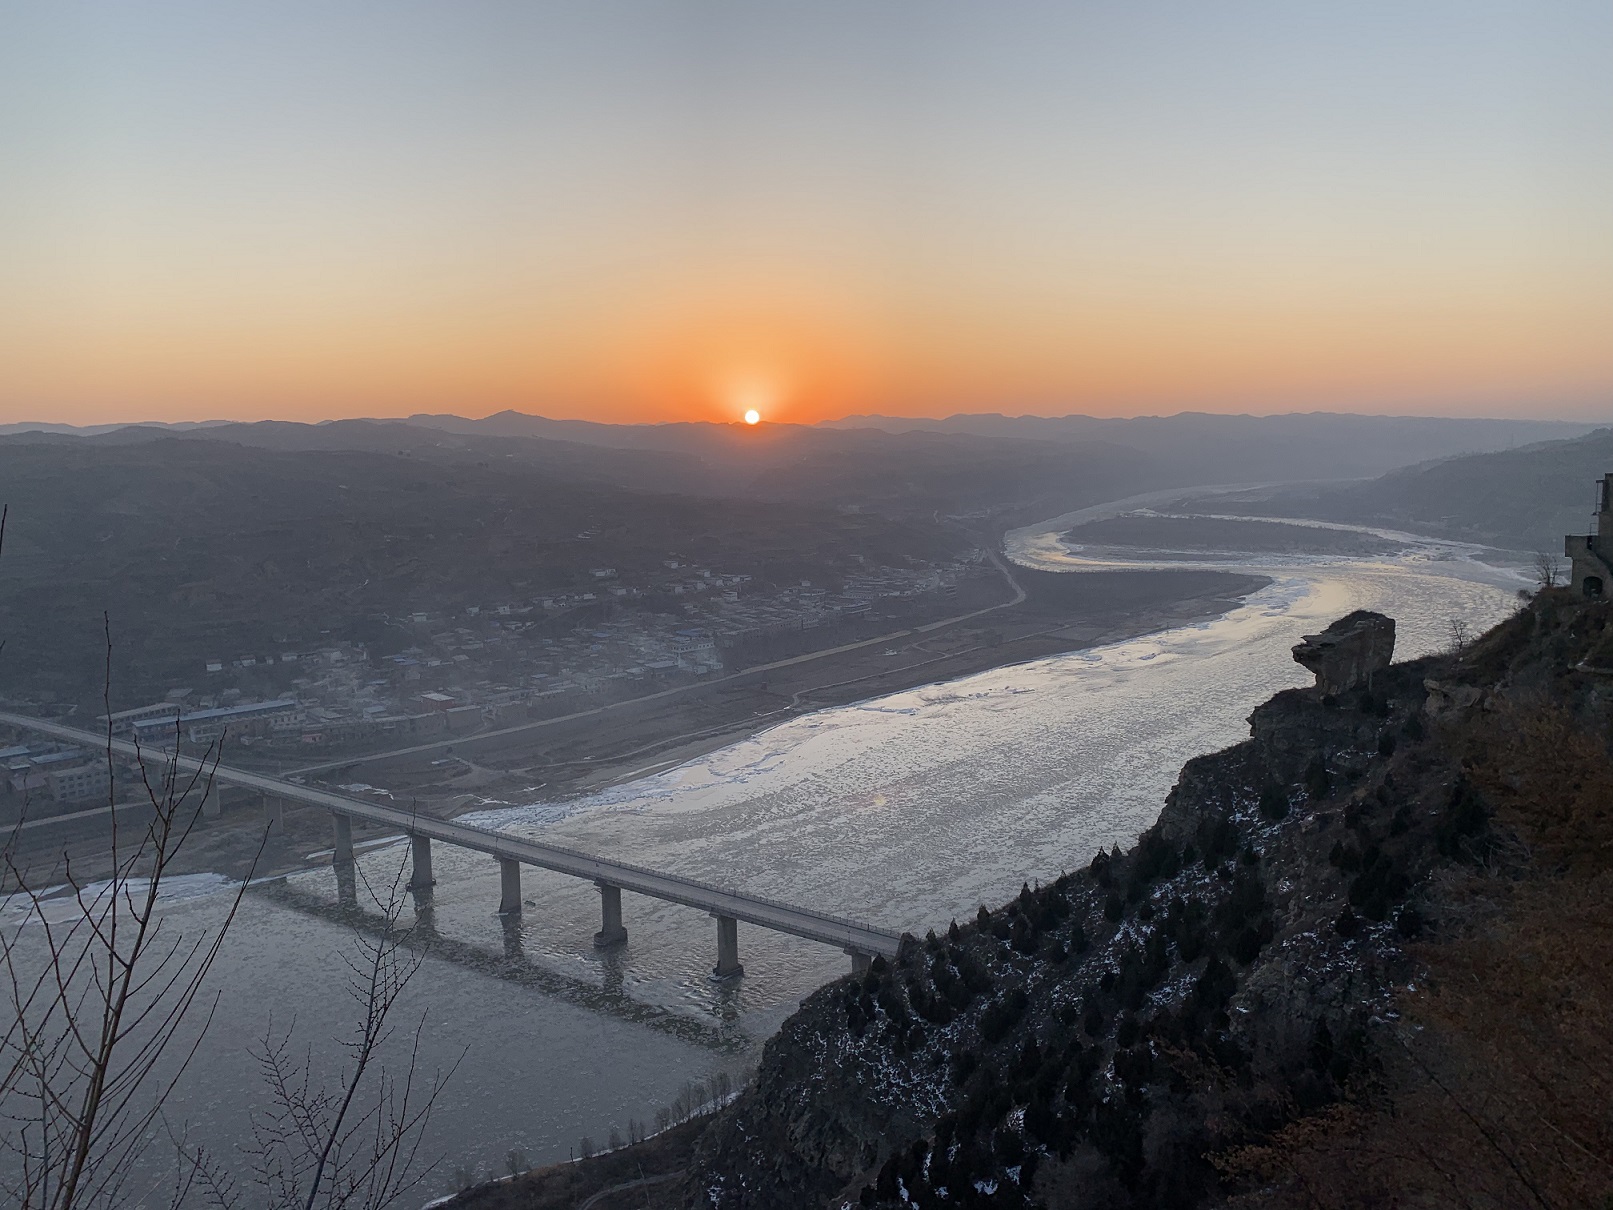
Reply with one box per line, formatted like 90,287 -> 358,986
5,552 -> 991,763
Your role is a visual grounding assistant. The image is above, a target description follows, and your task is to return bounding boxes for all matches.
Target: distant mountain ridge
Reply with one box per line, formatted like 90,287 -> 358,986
0,419 -> 232,437
396,409 -> 1611,499
1,416 -> 1152,526
0,431 -> 967,702
821,410 -> 1602,482
1201,426 -> 1613,552
10,409 -> 1605,536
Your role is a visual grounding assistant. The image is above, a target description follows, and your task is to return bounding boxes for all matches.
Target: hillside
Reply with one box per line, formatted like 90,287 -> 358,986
692,597 -> 1612,1208
18,411 -> 1604,537
1197,427 -> 1613,553
822,412 -> 1599,484
457,592 -> 1613,1208
8,417 -> 1160,527
0,434 -> 967,705
400,412 -> 1150,523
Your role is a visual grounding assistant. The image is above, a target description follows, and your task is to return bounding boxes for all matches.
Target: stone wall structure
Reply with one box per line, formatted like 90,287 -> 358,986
1565,473 -> 1613,600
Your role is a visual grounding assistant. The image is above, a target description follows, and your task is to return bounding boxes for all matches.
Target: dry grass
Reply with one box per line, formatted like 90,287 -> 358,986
1221,700 -> 1613,1209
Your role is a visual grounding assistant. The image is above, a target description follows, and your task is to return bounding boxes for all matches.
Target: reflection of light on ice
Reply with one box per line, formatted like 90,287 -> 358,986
459,800 -> 579,831
471,572 -> 1325,836
39,501 -> 1531,1188
468,525 -> 1519,867
85,512 -> 1525,946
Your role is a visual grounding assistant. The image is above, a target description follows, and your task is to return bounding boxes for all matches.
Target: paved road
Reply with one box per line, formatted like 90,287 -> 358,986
0,712 -> 905,960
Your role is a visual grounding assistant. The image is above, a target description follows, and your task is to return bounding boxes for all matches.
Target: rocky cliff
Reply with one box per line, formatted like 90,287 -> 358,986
675,593 -> 1613,1209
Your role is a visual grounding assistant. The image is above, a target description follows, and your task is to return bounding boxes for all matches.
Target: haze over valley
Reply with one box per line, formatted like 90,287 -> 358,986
4,404 -> 1608,1203
3,3 -> 1610,1208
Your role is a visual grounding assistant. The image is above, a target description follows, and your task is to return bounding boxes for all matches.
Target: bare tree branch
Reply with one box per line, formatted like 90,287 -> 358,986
239,854 -> 460,1210
1,624 -> 264,1210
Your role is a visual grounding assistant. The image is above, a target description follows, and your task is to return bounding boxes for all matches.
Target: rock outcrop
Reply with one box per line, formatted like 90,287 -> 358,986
668,596 -> 1612,1209
1291,609 -> 1395,694
1422,678 -> 1485,719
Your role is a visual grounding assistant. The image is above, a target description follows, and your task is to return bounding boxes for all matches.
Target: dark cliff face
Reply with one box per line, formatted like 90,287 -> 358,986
678,594 -> 1613,1210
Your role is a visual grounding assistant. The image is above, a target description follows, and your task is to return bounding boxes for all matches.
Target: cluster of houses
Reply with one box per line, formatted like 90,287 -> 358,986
3,696 -> 311,807
108,698 -> 306,745
67,552 -> 990,757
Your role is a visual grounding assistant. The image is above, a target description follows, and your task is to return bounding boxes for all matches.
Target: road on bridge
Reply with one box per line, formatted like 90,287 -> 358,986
0,712 -> 905,962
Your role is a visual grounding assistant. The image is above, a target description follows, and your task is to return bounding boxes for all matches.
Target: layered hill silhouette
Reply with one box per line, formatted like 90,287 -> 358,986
1205,426 -> 1613,552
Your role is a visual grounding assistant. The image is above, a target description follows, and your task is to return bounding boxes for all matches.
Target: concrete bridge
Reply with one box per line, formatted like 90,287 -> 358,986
0,713 -> 902,977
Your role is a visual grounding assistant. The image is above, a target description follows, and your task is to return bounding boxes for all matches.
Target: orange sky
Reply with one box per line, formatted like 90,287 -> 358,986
2,2 -> 1610,427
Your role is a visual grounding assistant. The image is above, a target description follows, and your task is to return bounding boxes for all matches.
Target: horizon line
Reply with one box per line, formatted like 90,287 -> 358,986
4,405 -> 1611,436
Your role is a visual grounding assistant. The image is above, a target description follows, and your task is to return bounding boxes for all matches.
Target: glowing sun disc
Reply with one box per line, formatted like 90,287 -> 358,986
743,409 -> 761,425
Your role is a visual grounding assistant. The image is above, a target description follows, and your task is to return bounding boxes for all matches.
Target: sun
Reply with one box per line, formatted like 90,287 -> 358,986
726,374 -> 777,424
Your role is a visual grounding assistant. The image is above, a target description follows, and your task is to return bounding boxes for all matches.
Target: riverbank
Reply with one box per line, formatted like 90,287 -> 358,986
340,567 -> 1269,813
442,1114 -> 708,1210
513,590 -> 1613,1210
2,565 -> 1268,891
423,545 -> 1537,1206
4,520 -> 1525,1190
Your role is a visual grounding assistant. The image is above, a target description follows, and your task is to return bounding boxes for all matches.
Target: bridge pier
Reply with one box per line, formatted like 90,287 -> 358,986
261,792 -> 284,832
498,858 -> 522,915
331,812 -> 354,865
592,881 -> 627,948
0,712 -> 915,980
711,914 -> 743,980
408,834 -> 435,891
846,949 -> 872,976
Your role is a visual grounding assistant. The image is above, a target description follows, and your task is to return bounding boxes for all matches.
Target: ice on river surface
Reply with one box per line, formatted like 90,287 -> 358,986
5,514 -> 1526,1185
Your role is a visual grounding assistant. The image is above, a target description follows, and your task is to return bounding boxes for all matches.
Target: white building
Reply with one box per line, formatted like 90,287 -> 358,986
133,699 -> 303,745
47,763 -> 112,805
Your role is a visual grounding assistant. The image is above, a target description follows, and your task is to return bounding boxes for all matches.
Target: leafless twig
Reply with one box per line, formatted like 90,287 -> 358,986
0,626 -> 264,1210
240,853 -> 460,1210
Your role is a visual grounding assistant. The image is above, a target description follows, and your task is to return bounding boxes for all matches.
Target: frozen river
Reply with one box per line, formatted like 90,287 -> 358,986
3,509 -> 1526,1194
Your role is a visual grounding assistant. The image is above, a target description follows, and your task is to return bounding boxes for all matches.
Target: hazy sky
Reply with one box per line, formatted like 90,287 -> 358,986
3,1 -> 1610,425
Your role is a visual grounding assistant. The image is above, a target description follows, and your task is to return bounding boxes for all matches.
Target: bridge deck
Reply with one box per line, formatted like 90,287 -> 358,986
0,713 -> 903,958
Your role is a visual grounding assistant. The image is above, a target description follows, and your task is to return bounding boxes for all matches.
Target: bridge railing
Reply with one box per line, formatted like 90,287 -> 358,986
138,739 -> 902,947
1,713 -> 906,952
416,812 -> 903,947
